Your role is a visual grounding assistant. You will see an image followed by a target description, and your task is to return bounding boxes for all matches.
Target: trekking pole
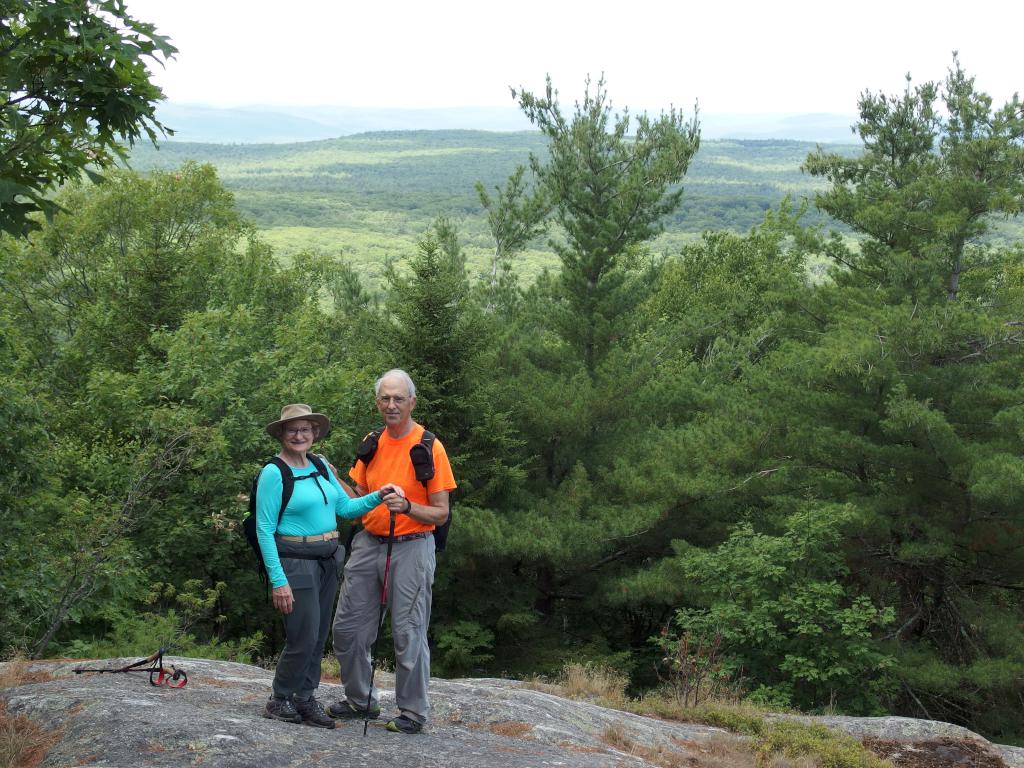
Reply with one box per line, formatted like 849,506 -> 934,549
73,647 -> 188,688
364,507 -> 397,736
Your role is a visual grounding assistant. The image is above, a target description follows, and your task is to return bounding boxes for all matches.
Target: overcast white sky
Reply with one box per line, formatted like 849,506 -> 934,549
124,0 -> 1021,116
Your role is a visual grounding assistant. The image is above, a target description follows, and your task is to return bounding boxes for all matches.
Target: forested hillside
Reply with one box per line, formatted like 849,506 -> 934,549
126,131 -> 854,284
3,61 -> 1024,748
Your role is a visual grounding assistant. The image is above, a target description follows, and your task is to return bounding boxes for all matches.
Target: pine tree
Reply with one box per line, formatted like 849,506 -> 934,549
514,75 -> 700,372
804,55 -> 1024,302
640,60 -> 1024,726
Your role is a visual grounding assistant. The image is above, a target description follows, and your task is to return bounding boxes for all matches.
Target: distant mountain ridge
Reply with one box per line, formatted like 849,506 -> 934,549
154,102 -> 858,144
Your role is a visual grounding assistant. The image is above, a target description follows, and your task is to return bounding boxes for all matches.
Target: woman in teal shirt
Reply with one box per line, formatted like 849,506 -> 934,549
258,404 -> 402,728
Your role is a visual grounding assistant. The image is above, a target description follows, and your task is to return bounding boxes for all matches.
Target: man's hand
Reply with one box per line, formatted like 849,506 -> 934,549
382,490 -> 412,515
272,584 -> 294,614
379,483 -> 406,502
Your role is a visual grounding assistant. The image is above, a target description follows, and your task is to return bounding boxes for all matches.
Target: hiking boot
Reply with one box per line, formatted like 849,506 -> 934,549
385,714 -> 423,734
327,699 -> 381,720
263,695 -> 302,724
293,696 -> 336,729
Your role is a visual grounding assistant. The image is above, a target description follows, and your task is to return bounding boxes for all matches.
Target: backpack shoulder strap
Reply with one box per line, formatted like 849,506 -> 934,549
410,430 -> 436,489
307,452 -> 330,480
352,427 -> 386,468
266,456 -> 294,522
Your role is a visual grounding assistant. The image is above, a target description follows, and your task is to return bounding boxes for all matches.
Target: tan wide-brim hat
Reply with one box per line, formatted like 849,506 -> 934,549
266,404 -> 331,440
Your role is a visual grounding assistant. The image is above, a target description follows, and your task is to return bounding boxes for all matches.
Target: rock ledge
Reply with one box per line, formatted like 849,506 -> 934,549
2,658 -> 1021,768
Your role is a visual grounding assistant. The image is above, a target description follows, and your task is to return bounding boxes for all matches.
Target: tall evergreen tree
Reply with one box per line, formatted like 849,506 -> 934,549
446,78 -> 704,672
514,75 -> 700,372
383,218 -> 524,506
475,164 -> 549,311
804,55 -> 1024,301
631,61 -> 1024,727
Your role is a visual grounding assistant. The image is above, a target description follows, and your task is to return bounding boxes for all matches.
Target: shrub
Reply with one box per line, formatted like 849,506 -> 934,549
756,720 -> 891,768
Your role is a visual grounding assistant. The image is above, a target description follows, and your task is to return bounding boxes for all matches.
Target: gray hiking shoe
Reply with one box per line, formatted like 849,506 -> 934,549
327,699 -> 380,720
263,695 -> 302,724
385,714 -> 424,734
293,696 -> 336,729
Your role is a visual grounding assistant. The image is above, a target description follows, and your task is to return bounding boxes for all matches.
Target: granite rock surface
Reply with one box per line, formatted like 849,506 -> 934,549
2,657 -> 1021,768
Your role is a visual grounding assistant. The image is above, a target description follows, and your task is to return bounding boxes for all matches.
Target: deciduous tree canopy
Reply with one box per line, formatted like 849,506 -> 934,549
0,0 -> 175,235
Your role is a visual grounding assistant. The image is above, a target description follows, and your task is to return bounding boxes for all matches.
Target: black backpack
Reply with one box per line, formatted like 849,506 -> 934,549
349,427 -> 451,553
242,454 -> 331,583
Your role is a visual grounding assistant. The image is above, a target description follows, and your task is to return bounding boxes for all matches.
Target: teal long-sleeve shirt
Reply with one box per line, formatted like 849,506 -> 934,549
256,457 -> 382,588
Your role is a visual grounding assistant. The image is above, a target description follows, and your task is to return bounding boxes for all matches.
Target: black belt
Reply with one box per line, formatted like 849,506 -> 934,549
373,532 -> 431,544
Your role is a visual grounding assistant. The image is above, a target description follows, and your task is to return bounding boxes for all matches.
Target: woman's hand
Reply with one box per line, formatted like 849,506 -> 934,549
272,584 -> 294,614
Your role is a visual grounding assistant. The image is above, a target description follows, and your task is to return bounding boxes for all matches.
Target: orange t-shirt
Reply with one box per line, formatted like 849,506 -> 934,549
349,423 -> 457,537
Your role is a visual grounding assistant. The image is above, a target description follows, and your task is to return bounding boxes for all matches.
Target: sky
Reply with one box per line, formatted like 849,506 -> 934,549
124,0 -> 1022,116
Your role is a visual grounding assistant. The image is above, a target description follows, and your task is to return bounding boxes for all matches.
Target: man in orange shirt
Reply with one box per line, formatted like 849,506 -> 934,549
329,369 -> 456,734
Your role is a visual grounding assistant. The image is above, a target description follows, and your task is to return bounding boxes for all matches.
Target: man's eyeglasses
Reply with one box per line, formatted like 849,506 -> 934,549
284,426 -> 314,436
376,395 -> 408,406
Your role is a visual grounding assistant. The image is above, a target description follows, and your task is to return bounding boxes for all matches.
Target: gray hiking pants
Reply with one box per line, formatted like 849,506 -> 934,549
332,530 -> 435,723
272,538 -> 340,700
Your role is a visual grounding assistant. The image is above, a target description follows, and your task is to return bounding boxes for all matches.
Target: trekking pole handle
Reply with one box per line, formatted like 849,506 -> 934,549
123,647 -> 163,672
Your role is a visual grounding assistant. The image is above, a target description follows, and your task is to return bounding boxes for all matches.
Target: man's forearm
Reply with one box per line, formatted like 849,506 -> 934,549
403,498 -> 449,526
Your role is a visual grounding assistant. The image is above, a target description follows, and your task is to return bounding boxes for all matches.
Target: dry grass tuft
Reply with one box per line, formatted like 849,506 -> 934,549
520,676 -> 562,695
628,694 -> 770,736
0,701 -> 62,768
0,659 -> 56,690
489,720 -> 533,738
599,724 -> 632,751
601,724 -> 758,768
521,662 -> 628,703
565,663 -> 626,708
527,665 -> 888,768
686,737 -> 763,768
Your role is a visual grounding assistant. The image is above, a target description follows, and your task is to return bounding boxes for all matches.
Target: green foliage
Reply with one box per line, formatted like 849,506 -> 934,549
681,703 -> 768,736
434,621 -> 495,675
383,219 -> 525,505
757,720 -> 890,768
652,628 -> 745,707
477,162 -> 548,281
804,55 -> 1024,301
2,60 -> 1024,745
627,696 -> 769,738
775,60 -> 1024,735
515,75 -> 699,370
0,0 -> 175,235
1,163 -> 247,383
665,504 -> 896,712
0,162 -> 303,659
63,580 -> 263,662
0,372 -> 64,653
